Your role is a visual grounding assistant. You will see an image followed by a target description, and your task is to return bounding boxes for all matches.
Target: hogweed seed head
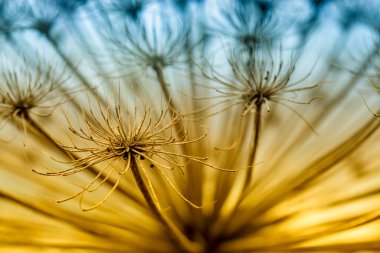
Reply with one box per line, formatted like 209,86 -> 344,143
2,1 -> 380,253
209,0 -> 289,53
110,11 -> 188,76
0,58 -> 70,128
195,48 -> 320,121
0,0 -> 24,38
108,0 -> 151,21
25,0 -> 62,36
35,97 -> 230,210
54,0 -> 88,15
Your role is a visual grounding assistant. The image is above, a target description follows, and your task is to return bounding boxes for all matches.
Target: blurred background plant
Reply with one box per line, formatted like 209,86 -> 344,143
1,0 -> 380,252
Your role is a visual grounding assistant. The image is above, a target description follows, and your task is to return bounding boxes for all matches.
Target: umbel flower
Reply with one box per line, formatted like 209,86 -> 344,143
109,9 -> 188,116
110,11 -> 187,74
107,0 -> 151,21
0,58 -> 69,129
194,48 -> 319,199
38,98 -> 218,210
195,49 -> 319,118
34,97 -> 235,251
2,0 -> 380,253
209,0 -> 290,53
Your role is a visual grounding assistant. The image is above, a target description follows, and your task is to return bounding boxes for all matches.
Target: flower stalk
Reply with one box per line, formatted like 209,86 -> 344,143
243,102 -> 262,192
130,156 -> 202,253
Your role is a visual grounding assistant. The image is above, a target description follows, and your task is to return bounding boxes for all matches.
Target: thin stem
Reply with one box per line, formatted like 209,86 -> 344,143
152,66 -> 187,150
0,189 -> 121,240
225,115 -> 380,239
65,18 -> 112,91
153,66 -> 177,116
152,65 -> 201,226
41,32 -> 105,104
210,104 -> 262,239
243,103 -> 262,192
24,113 -> 72,158
130,156 -> 160,217
130,157 -> 202,253
183,21 -> 197,102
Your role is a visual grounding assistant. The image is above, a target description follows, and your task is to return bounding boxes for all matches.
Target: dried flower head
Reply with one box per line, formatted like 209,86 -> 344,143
334,0 -> 369,31
170,0 -> 205,13
0,0 -> 24,38
195,48 -> 319,120
108,11 -> 189,116
108,0 -> 151,21
110,12 -> 188,75
25,0 -> 61,36
0,59 -> 69,128
36,98 -> 228,211
24,0 -> 85,39
53,0 -> 88,15
353,0 -> 380,34
3,1 -> 380,253
210,0 -> 285,53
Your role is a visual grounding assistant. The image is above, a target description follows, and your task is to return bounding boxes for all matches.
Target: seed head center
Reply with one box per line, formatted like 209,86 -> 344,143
243,90 -> 269,107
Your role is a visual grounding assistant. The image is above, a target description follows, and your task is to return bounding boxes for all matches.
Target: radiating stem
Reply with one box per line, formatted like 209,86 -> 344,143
225,115 -> 380,238
152,64 -> 202,227
152,65 -> 187,151
65,18 -> 112,90
210,104 -> 262,239
264,43 -> 379,180
243,103 -> 262,192
23,113 -> 72,158
39,32 -> 105,104
152,66 -> 177,116
130,157 -> 202,253
0,189 -> 117,239
187,47 -> 196,99
130,157 -> 160,217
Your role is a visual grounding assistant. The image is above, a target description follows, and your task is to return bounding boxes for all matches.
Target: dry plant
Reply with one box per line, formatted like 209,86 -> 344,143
1,0 -> 380,253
